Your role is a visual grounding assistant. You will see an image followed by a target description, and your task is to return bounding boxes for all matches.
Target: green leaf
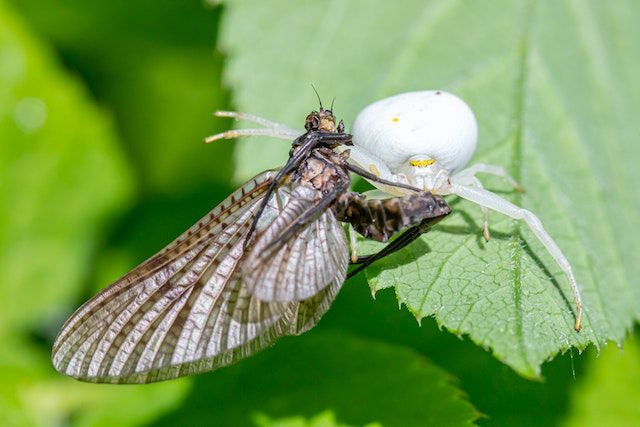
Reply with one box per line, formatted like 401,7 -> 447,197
0,0 -> 133,335
153,332 -> 479,427
0,4 -> 191,426
10,0 -> 233,194
220,0 -> 639,377
561,335 -> 640,427
253,410 -> 381,427
0,336 -> 189,427
320,277 -> 590,426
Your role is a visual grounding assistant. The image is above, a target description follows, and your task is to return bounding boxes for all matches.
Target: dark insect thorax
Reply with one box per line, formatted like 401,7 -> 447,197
244,118 -> 352,245
293,146 -> 351,197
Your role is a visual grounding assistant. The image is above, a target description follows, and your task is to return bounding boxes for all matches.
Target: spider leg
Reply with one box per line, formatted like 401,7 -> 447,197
215,111 -> 300,132
454,163 -> 524,192
204,128 -> 301,143
348,224 -> 358,263
455,174 -> 491,241
342,145 -> 417,196
346,163 -> 420,193
452,183 -> 584,332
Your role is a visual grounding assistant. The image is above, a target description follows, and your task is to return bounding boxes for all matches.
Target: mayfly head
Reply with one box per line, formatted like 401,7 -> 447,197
304,109 -> 339,132
303,108 -> 349,149
306,88 -> 342,133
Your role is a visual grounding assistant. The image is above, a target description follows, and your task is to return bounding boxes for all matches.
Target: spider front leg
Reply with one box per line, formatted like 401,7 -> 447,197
204,128 -> 300,143
215,111 -> 299,130
205,111 -> 302,143
454,174 -> 492,241
454,163 -> 524,193
348,224 -> 359,263
451,183 -> 584,332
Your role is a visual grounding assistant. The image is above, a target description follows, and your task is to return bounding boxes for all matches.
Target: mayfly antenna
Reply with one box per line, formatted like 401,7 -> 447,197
311,84 -> 323,110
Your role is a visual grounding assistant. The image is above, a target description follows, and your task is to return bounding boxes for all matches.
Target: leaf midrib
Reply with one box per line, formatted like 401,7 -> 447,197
509,0 -> 535,373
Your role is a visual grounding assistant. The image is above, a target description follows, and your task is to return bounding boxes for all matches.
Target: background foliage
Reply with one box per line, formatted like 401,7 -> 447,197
0,1 -> 638,426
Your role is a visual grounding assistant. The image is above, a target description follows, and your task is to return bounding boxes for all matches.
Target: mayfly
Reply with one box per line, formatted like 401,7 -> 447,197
52,103 -> 451,383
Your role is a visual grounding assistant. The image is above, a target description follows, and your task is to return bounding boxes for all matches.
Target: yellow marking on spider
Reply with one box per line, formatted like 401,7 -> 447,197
369,164 -> 381,177
409,159 -> 435,167
392,117 -> 399,122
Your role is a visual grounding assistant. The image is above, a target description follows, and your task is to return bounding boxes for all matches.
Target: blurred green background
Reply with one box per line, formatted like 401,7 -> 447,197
1,1 -> 639,426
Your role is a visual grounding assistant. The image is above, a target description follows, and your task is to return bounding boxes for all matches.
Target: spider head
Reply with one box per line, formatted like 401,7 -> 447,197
408,157 -> 436,172
305,109 -> 342,133
399,154 -> 438,175
398,154 -> 450,194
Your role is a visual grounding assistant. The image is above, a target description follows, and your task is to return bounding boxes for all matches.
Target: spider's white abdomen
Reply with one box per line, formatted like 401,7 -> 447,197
351,91 -> 478,174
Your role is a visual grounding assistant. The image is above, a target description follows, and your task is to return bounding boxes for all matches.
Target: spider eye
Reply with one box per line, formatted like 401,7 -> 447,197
409,159 -> 435,168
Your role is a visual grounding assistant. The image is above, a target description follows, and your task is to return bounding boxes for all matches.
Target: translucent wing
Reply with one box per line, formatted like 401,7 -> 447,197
51,171 -> 341,384
242,185 -> 349,302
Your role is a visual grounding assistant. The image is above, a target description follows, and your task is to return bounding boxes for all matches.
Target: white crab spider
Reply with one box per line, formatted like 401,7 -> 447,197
206,91 -> 584,332
349,90 -> 583,332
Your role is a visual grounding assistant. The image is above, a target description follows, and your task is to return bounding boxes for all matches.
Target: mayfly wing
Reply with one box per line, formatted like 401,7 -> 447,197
244,132 -> 321,244
244,130 -> 351,244
51,171 -> 340,384
242,184 -> 349,302
51,171 -> 275,382
115,170 -> 277,283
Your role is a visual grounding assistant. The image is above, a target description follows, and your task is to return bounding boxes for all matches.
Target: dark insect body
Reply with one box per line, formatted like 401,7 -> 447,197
51,107 -> 450,383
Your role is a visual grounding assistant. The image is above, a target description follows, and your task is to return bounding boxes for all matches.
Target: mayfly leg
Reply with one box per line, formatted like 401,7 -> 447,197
347,223 -> 427,278
244,131 -> 349,245
351,225 -> 423,265
263,185 -> 345,251
335,191 -> 451,278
